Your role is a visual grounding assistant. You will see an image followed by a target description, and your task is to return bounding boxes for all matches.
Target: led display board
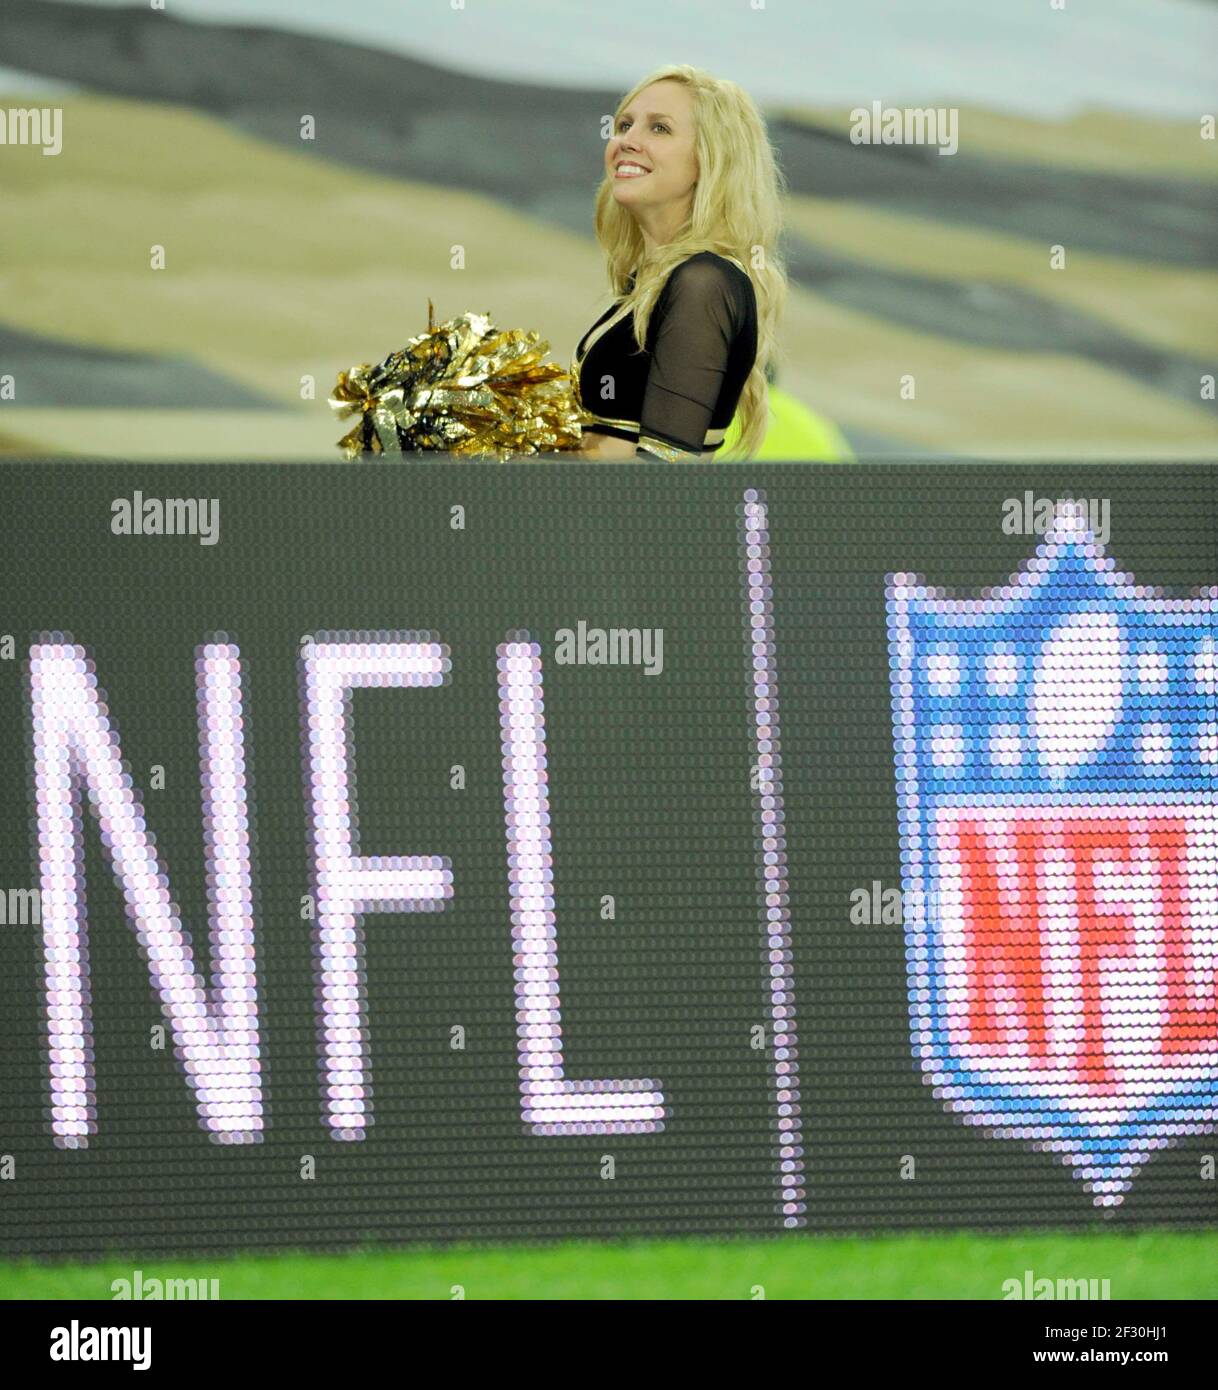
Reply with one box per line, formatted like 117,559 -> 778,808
0,462 -> 1214,1258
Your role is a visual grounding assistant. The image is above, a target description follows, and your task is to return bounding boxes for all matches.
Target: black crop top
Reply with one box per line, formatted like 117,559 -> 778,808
573,252 -> 758,461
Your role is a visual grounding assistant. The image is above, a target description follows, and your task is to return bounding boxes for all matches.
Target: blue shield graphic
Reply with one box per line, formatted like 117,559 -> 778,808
887,509 -> 1218,1205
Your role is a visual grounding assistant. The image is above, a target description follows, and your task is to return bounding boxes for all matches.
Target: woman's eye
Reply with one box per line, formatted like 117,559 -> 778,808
653,123 -> 670,134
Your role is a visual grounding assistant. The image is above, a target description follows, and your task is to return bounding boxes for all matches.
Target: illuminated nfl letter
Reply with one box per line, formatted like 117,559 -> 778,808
300,634 -> 453,1140
738,492 -> 805,1228
497,635 -> 665,1134
29,639 -> 263,1147
888,507 -> 1218,1205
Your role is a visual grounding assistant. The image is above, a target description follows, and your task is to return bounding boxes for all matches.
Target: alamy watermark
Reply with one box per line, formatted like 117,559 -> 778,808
49,1323 -> 151,1370
1002,492 -> 1110,545
850,102 -> 958,157
111,492 -> 220,546
111,1269 -> 220,1301
0,887 -> 41,925
849,881 -> 940,926
554,621 -> 663,676
1002,1269 -> 1111,1300
1,106 -> 62,156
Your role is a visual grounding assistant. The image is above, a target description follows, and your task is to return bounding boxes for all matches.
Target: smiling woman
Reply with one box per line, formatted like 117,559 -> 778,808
572,65 -> 787,462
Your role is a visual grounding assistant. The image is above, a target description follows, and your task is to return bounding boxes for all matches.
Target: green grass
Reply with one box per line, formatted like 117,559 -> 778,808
2,1230 -> 1215,1299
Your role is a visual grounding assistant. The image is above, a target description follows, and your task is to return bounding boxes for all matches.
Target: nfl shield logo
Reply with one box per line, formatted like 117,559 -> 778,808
887,508 -> 1218,1205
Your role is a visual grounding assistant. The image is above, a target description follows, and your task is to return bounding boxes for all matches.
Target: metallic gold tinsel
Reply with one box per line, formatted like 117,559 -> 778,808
329,301 -> 593,459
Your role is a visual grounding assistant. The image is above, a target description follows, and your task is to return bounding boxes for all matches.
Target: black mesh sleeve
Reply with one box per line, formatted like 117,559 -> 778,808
637,258 -> 745,461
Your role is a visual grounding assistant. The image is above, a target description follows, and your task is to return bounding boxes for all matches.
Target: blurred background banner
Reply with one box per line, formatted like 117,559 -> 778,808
0,0 -> 1216,461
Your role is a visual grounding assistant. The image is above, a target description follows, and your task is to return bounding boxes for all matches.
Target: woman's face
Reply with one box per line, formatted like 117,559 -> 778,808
605,80 -> 698,224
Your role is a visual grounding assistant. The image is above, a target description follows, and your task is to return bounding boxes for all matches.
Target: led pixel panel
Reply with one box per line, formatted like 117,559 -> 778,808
0,463 -> 1214,1259
888,507 -> 1218,1206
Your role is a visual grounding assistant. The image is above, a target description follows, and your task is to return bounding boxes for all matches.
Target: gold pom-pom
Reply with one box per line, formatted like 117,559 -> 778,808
330,301 -> 593,459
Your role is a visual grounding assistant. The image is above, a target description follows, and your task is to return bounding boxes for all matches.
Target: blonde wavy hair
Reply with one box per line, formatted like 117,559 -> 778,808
593,65 -> 787,459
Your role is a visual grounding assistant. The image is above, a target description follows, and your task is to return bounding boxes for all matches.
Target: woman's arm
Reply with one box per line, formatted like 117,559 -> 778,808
637,257 -> 742,461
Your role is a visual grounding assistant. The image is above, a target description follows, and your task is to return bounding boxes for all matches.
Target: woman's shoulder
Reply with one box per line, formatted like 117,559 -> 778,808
669,250 -> 752,288
664,252 -> 755,310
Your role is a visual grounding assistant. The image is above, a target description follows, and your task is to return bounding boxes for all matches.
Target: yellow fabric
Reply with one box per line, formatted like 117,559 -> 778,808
722,387 -> 855,462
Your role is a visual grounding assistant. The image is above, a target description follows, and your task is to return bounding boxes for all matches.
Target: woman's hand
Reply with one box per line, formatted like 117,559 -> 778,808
576,430 -> 638,460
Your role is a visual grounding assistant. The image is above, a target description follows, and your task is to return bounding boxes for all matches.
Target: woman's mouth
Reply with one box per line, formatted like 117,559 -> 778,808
615,163 -> 650,180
